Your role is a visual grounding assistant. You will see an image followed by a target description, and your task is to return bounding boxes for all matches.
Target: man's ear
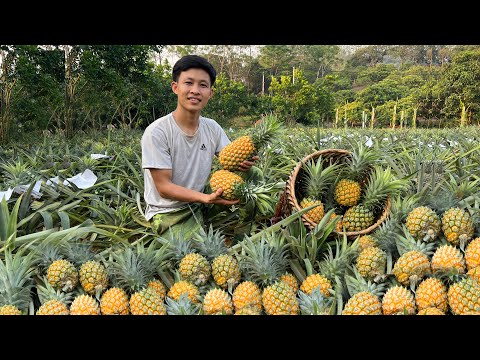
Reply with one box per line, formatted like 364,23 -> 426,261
209,89 -> 214,98
171,81 -> 178,94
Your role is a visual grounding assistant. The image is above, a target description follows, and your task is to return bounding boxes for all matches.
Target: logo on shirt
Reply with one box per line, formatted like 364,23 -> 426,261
200,144 -> 207,151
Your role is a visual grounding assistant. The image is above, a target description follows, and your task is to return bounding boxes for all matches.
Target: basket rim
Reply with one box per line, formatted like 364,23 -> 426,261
286,148 -> 390,237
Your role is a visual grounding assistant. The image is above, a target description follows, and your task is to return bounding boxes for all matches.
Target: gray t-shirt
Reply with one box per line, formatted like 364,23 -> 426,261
141,113 -> 231,220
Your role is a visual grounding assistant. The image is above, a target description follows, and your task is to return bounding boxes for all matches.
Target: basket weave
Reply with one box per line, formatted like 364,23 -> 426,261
273,149 -> 391,238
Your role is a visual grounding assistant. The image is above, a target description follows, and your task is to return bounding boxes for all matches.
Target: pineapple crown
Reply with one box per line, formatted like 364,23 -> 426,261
61,241 -> 96,267
250,113 -> 284,150
317,235 -> 358,283
192,224 -> 228,261
157,229 -> 195,266
236,234 -> 290,287
235,179 -> 286,217
36,275 -> 74,306
297,287 -> 335,315
371,218 -> 403,257
395,225 -> 436,257
342,142 -> 379,180
344,265 -> 387,298
301,157 -> 342,199
32,240 -> 63,273
165,293 -> 202,315
0,248 -> 37,311
362,166 -> 408,210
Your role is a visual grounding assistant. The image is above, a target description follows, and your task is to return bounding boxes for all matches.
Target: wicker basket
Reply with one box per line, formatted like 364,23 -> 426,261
273,149 -> 391,238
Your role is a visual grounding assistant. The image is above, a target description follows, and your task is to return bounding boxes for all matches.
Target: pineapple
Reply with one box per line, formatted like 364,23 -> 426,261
232,280 -> 262,313
218,113 -> 283,171
417,307 -> 445,315
179,252 -> 211,286
441,207 -> 475,247
46,258 -> 78,292
0,248 -> 36,315
299,273 -> 332,297
70,294 -> 101,315
100,287 -> 130,315
392,227 -> 434,288
342,267 -> 386,315
167,280 -> 200,304
262,280 -> 299,315
298,287 -> 335,315
465,237 -> 480,270
358,234 -> 377,252
202,288 -> 233,315
280,272 -> 299,294
356,246 -> 387,282
147,279 -> 167,300
414,277 -> 448,313
211,254 -> 241,291
334,143 -> 379,207
431,244 -> 466,276
130,287 -> 166,315
381,285 -> 416,315
165,293 -> 201,315
467,267 -> 480,283
78,260 -> 109,297
209,169 -> 244,201
447,276 -> 480,315
234,306 -> 262,315
405,206 -> 441,242
342,166 -> 406,232
35,276 -> 73,315
299,157 -> 341,224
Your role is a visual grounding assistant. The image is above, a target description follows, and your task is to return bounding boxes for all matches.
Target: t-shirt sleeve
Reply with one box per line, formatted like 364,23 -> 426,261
141,126 -> 172,170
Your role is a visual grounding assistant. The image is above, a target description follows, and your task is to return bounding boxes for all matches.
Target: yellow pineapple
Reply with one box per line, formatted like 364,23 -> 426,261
218,113 -> 283,171
342,268 -> 386,315
167,280 -> 200,303
0,305 -> 22,315
405,206 -> 441,242
209,169 -> 244,200
334,143 -> 378,207
414,277 -> 448,313
70,294 -> 101,315
300,273 -> 333,297
234,306 -> 262,315
37,300 -> 69,315
358,234 -> 377,252
35,275 -> 73,315
447,276 -> 480,315
441,207 -> 474,247
147,279 -> 167,300
431,244 -> 465,275
79,260 -> 109,296
179,252 -> 211,286
465,237 -> 480,271
100,287 -> 130,315
202,288 -> 233,315
262,280 -> 299,315
280,272 -> 299,294
356,246 -> 387,282
46,258 -> 78,292
232,280 -> 262,313
130,287 -> 166,315
381,285 -> 416,315
417,307 -> 445,315
467,267 -> 480,283
211,254 -> 241,291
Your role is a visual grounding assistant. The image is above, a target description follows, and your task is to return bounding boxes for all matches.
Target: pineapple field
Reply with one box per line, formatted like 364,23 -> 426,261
1,121 -> 480,315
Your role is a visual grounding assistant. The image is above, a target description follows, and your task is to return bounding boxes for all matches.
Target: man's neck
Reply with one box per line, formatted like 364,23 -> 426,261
172,109 -> 201,135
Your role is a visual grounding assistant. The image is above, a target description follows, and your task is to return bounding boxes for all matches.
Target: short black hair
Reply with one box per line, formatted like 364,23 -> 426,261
172,55 -> 217,86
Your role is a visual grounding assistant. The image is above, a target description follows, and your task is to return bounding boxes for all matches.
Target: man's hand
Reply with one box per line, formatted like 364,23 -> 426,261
205,187 -> 239,206
238,156 -> 259,172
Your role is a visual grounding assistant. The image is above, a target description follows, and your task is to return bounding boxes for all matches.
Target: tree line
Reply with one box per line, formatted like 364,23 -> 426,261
1,44 -> 480,144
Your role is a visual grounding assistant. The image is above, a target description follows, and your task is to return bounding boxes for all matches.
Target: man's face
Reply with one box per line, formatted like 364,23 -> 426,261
172,68 -> 213,112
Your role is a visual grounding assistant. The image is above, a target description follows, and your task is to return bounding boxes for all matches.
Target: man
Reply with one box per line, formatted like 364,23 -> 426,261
141,55 -> 257,239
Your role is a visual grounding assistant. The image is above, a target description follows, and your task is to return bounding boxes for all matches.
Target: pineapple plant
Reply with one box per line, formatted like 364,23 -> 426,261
232,280 -> 262,313
342,166 -> 406,232
202,288 -> 234,315
465,237 -> 480,270
218,113 -> 283,171
70,294 -> 101,315
342,267 -> 387,315
334,143 -> 378,207
381,285 -> 416,315
441,207 -> 475,247
298,156 -> 341,224
165,293 -> 201,315
298,287 -> 335,315
414,277 -> 448,313
447,276 -> 480,315
391,227 -> 434,288
431,244 -> 466,276
0,248 -> 37,315
99,287 -> 130,315
405,206 -> 441,242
